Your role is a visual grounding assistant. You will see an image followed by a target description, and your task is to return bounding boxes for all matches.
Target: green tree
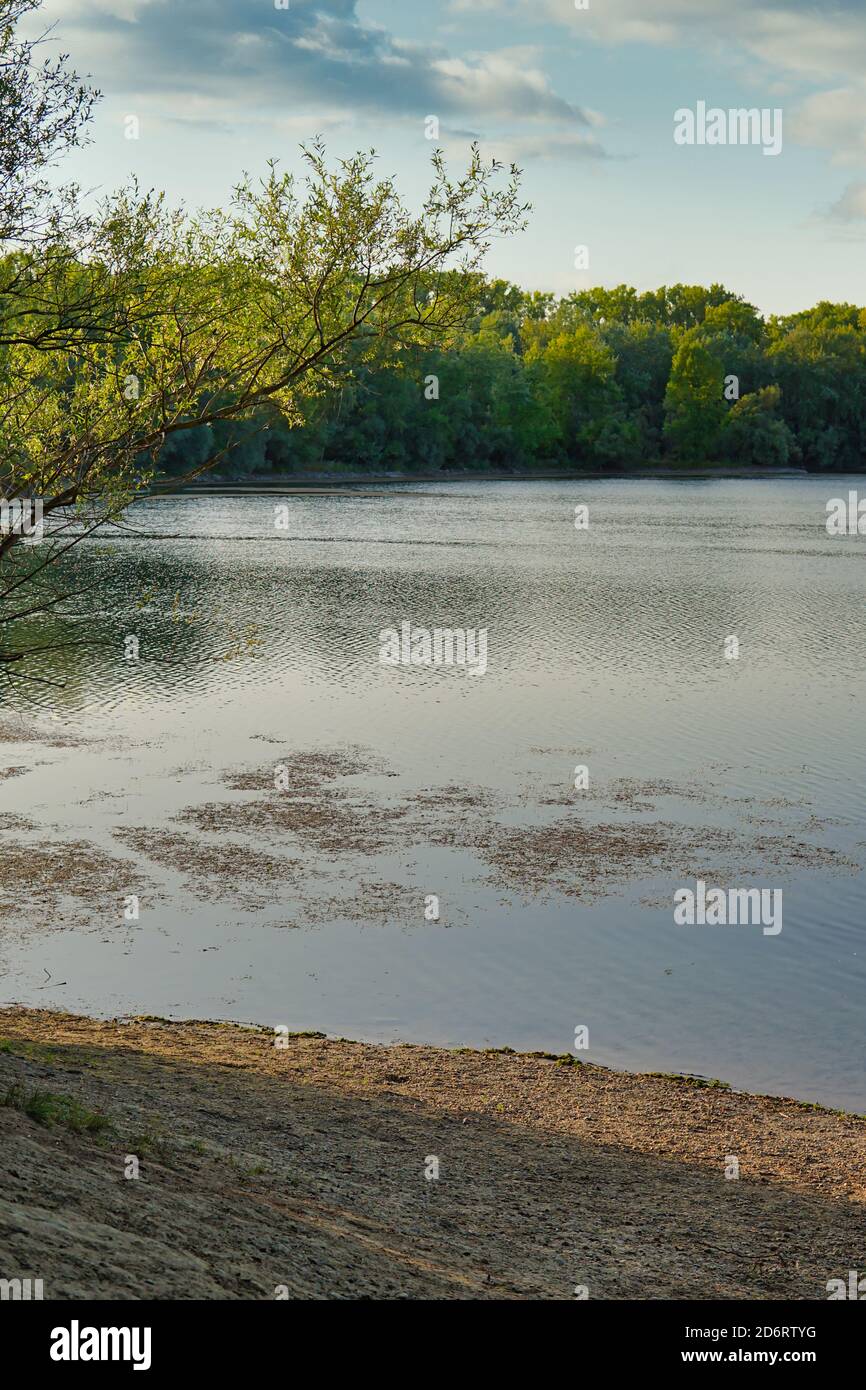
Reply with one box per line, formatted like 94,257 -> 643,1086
719,386 -> 796,468
529,325 -> 633,465
0,0 -> 528,679
663,333 -> 727,460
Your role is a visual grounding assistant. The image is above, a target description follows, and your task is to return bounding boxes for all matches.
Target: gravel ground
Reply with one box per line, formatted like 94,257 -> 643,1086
0,1007 -> 863,1300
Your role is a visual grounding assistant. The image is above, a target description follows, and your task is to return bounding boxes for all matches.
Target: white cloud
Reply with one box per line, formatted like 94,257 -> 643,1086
453,1 -> 866,167
35,0 -> 596,132
789,88 -> 866,167
431,50 -> 588,125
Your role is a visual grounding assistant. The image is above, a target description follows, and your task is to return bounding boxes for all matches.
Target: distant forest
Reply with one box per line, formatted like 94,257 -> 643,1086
158,282 -> 866,477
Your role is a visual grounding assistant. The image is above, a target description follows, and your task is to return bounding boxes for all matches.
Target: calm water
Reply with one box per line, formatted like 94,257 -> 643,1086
2,478 -> 865,1109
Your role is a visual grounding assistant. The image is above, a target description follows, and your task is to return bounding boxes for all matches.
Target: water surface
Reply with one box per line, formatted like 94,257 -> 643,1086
1,478 -> 864,1109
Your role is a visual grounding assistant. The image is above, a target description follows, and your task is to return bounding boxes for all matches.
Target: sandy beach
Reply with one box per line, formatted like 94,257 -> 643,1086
1,1007 -> 863,1300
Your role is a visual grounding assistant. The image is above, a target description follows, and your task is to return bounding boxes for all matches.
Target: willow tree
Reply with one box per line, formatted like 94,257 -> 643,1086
0,0 -> 527,683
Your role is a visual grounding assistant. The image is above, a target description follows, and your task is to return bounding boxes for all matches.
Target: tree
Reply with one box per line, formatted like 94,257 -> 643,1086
767,319 -> 866,470
718,386 -> 796,468
0,0 -> 528,683
527,325 -> 631,465
0,0 -> 95,245
601,320 -> 673,459
663,333 -> 728,461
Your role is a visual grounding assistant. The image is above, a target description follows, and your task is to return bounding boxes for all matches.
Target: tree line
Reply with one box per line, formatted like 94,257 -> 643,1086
158,280 -> 866,477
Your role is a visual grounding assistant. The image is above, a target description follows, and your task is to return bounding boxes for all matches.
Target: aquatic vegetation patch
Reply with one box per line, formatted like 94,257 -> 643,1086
0,838 -> 147,926
113,827 -> 307,907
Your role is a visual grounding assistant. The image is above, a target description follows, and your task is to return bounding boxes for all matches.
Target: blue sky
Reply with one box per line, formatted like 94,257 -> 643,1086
31,0 -> 866,314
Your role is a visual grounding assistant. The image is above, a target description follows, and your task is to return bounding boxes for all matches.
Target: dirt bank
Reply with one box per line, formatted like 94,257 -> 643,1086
0,1008 -> 863,1300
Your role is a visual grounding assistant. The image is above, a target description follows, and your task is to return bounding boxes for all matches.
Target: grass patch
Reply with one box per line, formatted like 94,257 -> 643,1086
2,1083 -> 111,1133
527,1051 -> 583,1067
128,1126 -> 174,1160
0,1038 -> 58,1063
788,1098 -> 865,1121
648,1072 -> 731,1090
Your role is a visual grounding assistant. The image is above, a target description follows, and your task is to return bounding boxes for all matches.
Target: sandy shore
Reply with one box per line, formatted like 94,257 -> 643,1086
0,1007 -> 863,1300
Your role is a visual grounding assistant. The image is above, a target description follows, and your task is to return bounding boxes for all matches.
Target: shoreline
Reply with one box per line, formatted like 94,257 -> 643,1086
2,731 -> 862,1125
151,466 -> 821,496
2,1006 -> 863,1299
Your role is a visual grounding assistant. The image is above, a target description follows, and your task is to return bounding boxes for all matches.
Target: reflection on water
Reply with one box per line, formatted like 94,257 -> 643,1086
1,478 -> 865,1109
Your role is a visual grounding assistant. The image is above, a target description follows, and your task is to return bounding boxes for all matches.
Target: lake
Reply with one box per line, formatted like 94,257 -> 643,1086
2,477 -> 864,1110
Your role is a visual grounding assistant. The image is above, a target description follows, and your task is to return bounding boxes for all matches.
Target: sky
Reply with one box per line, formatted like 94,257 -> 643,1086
27,0 -> 866,315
